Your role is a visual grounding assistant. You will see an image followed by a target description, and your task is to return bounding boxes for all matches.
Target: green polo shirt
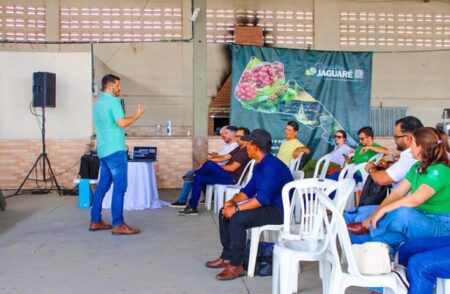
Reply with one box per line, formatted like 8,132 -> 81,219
353,143 -> 382,164
93,92 -> 126,158
405,162 -> 450,214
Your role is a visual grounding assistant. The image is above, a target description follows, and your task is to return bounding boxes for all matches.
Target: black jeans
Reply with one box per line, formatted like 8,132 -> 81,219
219,206 -> 283,266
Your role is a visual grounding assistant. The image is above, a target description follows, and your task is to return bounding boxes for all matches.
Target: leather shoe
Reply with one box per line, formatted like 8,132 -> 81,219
216,264 -> 246,281
347,222 -> 370,235
112,223 -> 140,235
205,257 -> 230,268
89,221 -> 112,231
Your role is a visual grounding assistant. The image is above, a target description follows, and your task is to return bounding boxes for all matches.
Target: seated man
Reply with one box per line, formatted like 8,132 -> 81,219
170,125 -> 238,208
345,116 -> 423,243
205,129 -> 293,280
178,127 -> 251,216
328,126 -> 388,182
277,120 -> 310,166
209,125 -> 239,167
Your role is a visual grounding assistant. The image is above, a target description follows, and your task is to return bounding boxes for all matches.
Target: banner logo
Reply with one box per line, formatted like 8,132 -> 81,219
306,65 -> 364,80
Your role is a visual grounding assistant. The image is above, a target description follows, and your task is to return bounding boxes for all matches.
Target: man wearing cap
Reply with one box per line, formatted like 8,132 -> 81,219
205,129 -> 293,280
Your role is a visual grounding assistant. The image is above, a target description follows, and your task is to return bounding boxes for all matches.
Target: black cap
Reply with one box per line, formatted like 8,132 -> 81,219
241,129 -> 272,153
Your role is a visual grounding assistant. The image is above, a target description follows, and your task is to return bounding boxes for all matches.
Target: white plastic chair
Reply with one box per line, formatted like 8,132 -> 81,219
218,160 -> 256,207
205,185 -> 215,211
291,170 -> 305,181
353,153 -> 384,184
208,160 -> 256,213
272,184 -> 337,294
325,193 -> 406,294
437,278 -> 450,294
313,153 -> 333,179
332,178 -> 356,213
248,178 -> 355,279
204,160 -> 255,212
370,153 -> 384,164
289,154 -> 305,180
248,178 -> 340,278
289,153 -> 304,172
337,163 -> 356,181
338,164 -> 358,210
247,224 -> 285,277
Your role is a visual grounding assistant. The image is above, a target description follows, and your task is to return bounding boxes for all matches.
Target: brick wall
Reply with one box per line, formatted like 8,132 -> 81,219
0,136 -> 398,191
207,26 -> 265,135
0,137 -> 226,191
0,139 -> 87,190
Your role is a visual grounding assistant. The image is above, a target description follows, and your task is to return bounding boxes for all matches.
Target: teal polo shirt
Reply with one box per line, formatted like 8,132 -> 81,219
93,92 -> 126,158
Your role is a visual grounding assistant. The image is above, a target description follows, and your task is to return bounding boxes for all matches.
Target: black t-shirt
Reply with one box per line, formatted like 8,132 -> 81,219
226,147 -> 250,183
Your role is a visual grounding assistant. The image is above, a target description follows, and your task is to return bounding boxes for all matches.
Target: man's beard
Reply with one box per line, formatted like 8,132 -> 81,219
396,143 -> 405,152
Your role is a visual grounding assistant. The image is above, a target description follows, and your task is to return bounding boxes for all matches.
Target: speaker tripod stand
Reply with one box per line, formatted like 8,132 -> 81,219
14,106 -> 62,196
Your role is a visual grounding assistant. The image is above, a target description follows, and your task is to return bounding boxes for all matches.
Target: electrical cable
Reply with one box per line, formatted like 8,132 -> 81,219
53,160 -> 81,177
29,102 -> 43,131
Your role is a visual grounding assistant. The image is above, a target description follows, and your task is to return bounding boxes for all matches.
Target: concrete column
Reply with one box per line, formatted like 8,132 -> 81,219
192,0 -> 208,167
45,0 -> 59,45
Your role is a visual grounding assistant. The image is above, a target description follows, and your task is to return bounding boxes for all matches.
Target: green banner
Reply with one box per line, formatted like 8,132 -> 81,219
230,45 -> 373,160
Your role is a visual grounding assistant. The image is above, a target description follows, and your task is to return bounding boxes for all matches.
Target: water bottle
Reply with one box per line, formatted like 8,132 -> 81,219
166,120 -> 172,136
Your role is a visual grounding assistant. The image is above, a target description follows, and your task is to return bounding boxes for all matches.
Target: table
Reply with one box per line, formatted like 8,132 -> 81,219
102,161 -> 169,210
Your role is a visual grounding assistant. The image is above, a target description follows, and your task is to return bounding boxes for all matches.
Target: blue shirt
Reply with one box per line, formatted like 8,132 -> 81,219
240,154 -> 293,211
93,92 -> 126,158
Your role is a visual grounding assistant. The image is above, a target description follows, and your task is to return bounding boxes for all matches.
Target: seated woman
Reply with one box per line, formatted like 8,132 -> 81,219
398,236 -> 450,294
302,129 -> 354,178
356,127 -> 450,254
328,129 -> 355,171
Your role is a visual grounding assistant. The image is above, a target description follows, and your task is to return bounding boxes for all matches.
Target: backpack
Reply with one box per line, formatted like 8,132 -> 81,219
242,240 -> 274,276
358,172 -> 391,207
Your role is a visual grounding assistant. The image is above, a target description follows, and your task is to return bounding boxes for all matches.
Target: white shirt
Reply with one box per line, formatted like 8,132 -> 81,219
217,142 -> 239,166
386,148 -> 417,188
330,144 -> 353,167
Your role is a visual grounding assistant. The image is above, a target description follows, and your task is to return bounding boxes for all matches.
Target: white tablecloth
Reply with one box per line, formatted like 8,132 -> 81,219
102,162 -> 169,210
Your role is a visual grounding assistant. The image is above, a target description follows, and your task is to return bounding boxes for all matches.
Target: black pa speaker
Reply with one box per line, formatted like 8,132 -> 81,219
33,72 -> 56,108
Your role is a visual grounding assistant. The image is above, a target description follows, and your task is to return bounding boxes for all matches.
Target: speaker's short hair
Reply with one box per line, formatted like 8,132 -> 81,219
101,74 -> 120,91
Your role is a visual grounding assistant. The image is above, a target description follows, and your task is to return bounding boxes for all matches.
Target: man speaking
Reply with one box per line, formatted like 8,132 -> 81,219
89,74 -> 145,235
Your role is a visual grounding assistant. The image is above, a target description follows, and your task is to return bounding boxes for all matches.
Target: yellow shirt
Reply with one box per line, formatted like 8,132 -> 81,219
277,138 -> 305,166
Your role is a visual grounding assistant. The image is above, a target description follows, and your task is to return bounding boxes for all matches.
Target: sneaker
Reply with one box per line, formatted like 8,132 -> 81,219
169,201 -> 187,208
178,206 -> 199,216
182,174 -> 194,182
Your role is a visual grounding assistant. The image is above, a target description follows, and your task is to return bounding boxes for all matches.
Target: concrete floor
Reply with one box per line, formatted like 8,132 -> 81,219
0,190 -> 369,294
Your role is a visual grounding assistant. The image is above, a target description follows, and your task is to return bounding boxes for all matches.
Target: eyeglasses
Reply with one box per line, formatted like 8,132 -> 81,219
236,135 -> 243,138
358,136 -> 367,141
334,135 -> 343,139
394,135 -> 407,140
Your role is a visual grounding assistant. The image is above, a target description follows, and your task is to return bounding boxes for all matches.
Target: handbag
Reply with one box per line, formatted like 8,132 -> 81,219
352,242 -> 392,275
352,242 -> 409,293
